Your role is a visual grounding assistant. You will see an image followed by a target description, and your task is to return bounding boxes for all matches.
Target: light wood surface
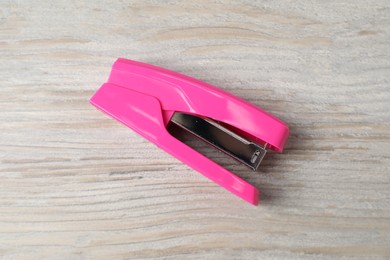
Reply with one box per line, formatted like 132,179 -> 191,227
1,1 -> 389,259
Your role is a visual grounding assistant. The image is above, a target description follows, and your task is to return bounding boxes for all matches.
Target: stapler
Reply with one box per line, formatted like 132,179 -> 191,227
90,58 -> 289,205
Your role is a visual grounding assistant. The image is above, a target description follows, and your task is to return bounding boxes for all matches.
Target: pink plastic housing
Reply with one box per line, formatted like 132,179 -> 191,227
90,58 -> 289,205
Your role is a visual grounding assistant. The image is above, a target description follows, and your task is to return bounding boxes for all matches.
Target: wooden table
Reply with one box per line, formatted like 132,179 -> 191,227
1,1 -> 389,259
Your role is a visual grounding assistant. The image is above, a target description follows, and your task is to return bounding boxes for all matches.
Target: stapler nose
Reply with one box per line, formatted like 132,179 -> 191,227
169,112 -> 267,171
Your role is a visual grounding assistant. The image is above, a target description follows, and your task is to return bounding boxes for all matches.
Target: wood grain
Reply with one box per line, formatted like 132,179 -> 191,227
1,0 -> 389,259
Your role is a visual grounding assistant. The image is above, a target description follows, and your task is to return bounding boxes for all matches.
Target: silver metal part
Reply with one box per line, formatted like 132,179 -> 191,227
170,113 -> 267,171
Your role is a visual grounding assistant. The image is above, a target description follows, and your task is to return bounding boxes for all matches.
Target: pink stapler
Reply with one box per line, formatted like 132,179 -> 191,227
90,58 -> 289,205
